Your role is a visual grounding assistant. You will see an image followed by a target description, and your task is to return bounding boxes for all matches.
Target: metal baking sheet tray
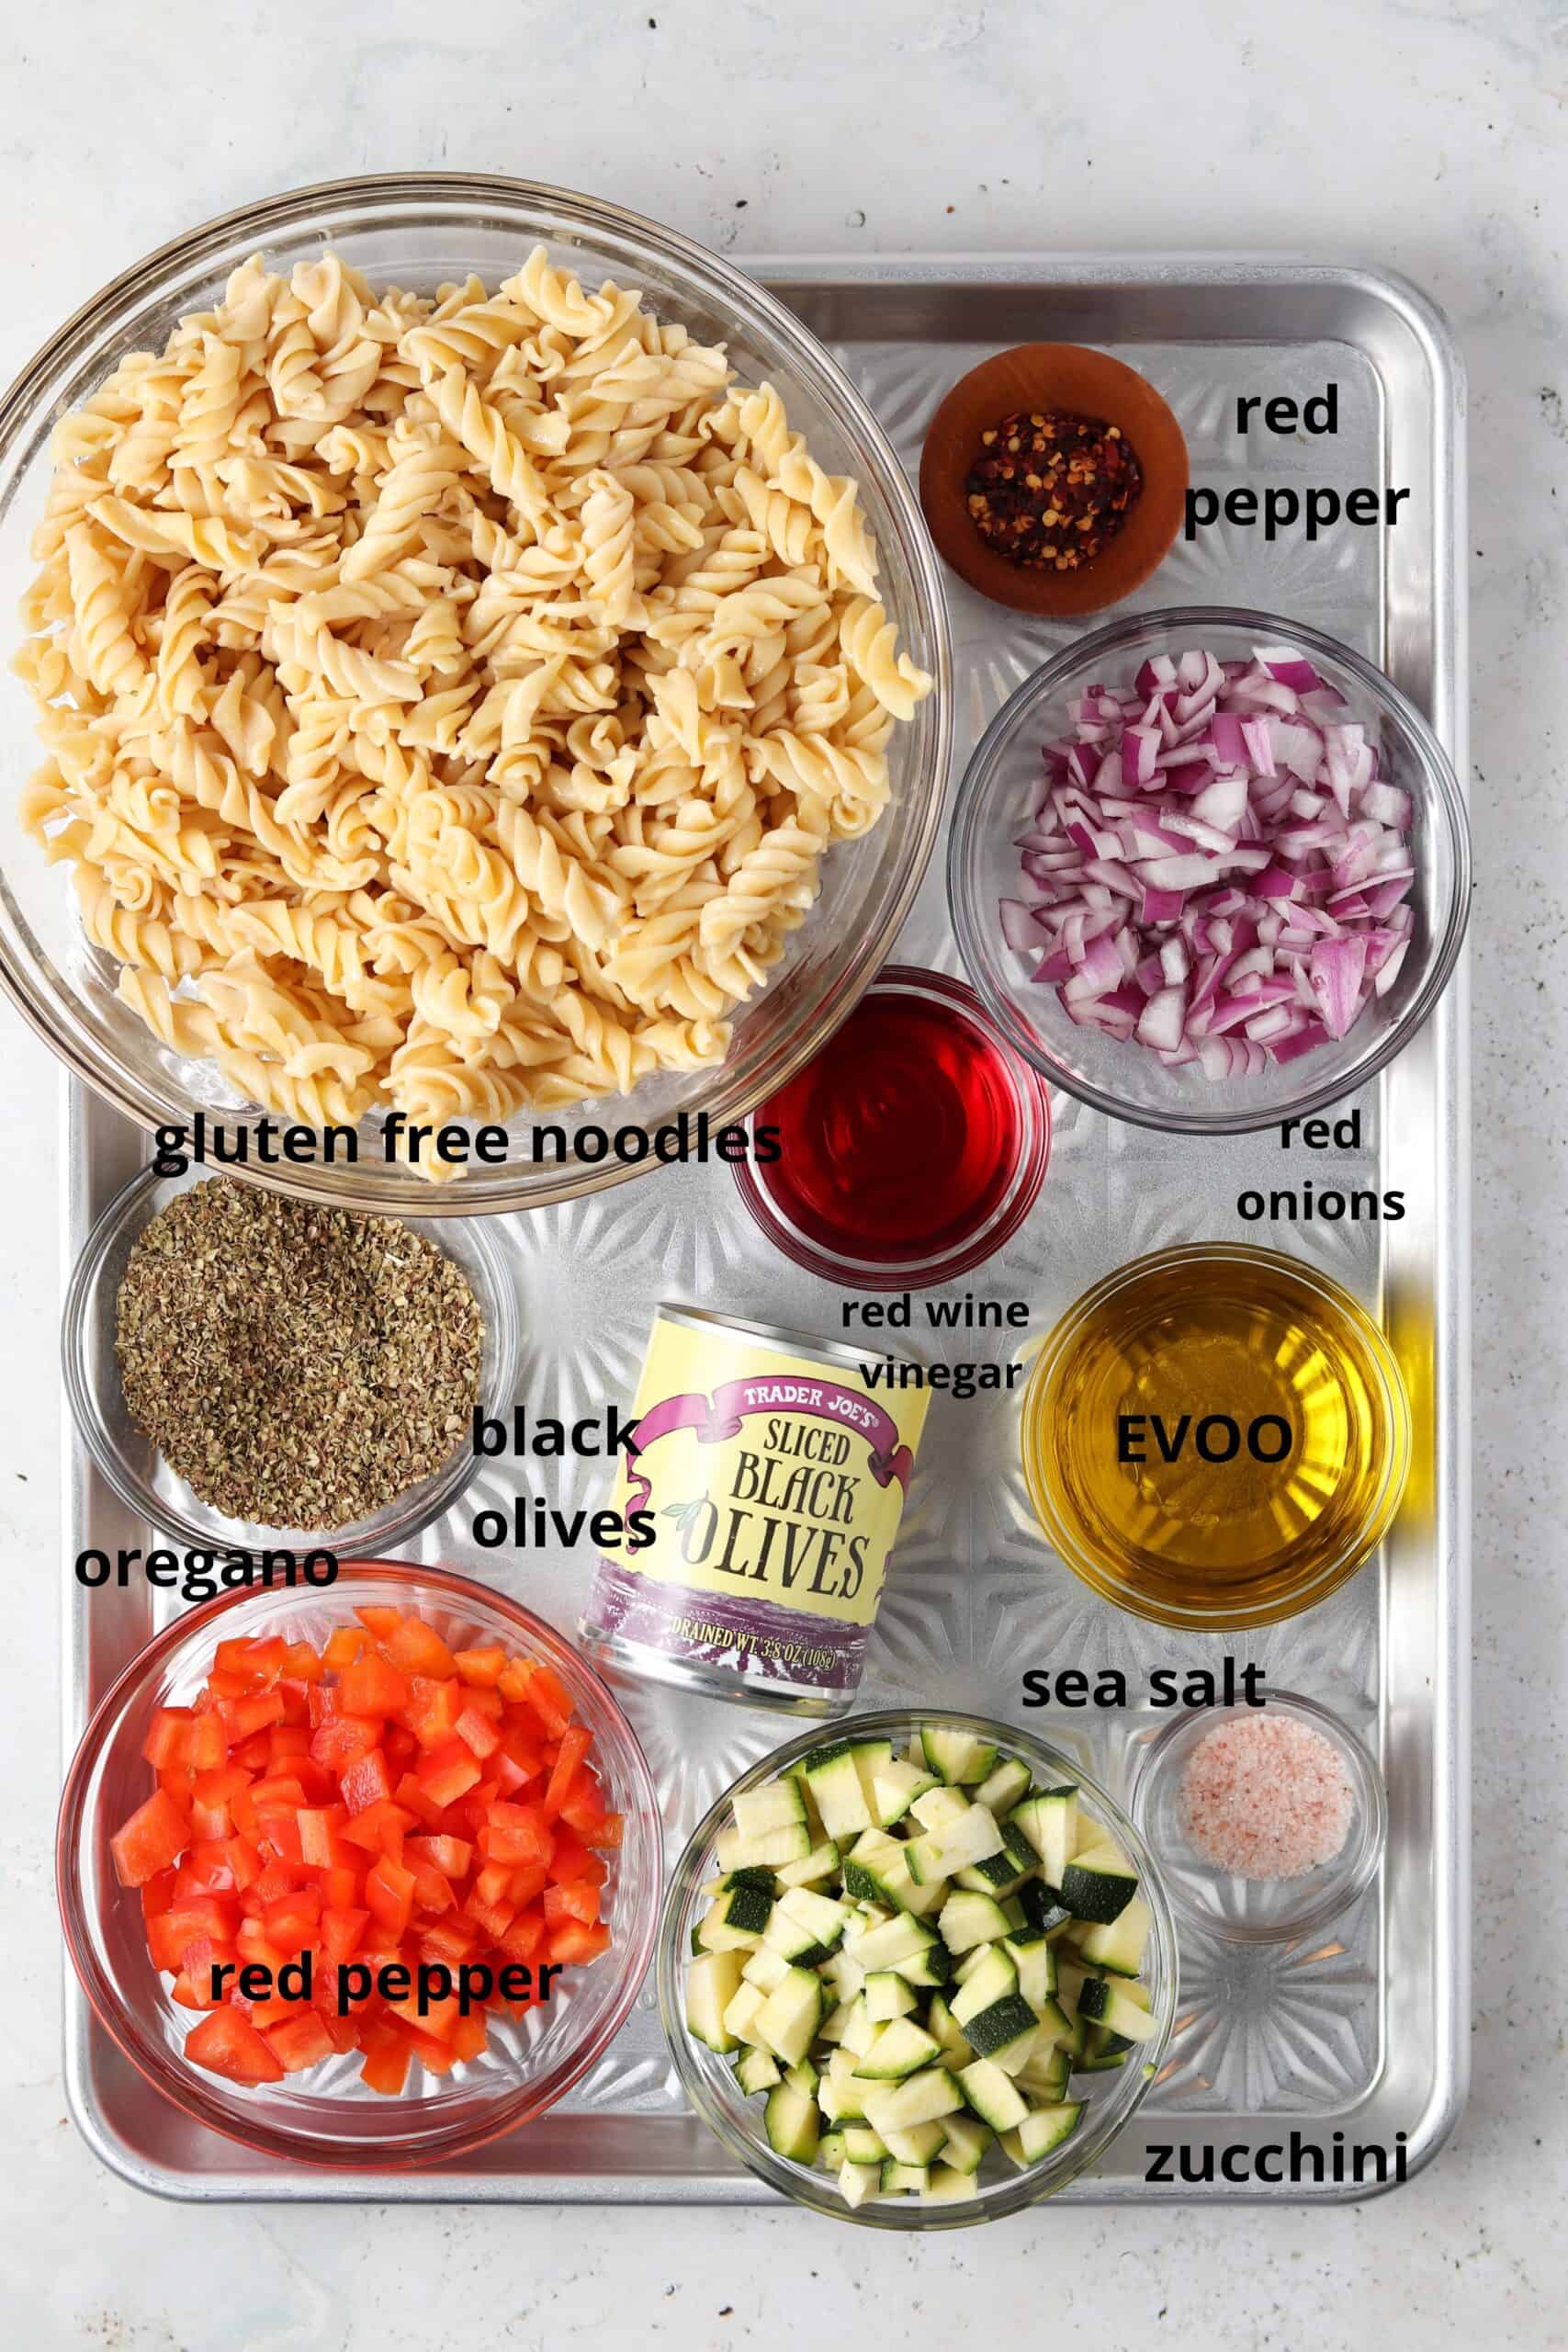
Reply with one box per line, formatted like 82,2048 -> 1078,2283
60,254 -> 1469,2204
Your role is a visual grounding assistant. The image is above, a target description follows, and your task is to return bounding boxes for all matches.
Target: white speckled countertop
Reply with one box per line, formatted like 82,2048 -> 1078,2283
2,3 -> 1562,2344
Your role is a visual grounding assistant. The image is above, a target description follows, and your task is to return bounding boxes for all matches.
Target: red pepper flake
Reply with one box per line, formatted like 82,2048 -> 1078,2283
964,407 -> 1144,571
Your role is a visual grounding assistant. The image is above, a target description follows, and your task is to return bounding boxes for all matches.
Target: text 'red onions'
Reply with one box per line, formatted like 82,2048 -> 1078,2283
998,646 -> 1416,1078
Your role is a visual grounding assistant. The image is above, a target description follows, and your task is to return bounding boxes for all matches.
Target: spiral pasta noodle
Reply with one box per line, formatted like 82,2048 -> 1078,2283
15,246 -> 931,1173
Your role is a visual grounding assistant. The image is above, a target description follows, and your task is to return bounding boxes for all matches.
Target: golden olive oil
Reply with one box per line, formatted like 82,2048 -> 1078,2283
1022,1244 -> 1410,1630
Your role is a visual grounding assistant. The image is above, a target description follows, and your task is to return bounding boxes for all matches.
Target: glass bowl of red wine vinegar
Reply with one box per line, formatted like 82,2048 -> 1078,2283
734,966 -> 1051,1291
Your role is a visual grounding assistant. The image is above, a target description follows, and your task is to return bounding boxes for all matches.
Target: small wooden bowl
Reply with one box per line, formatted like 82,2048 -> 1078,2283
919,344 -> 1189,619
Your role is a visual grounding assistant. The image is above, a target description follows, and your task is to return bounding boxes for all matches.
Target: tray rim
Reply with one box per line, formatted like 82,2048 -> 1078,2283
57,245 -> 1471,2206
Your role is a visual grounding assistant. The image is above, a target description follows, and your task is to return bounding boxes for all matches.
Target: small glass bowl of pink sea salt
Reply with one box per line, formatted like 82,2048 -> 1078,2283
1130,1691 -> 1387,1944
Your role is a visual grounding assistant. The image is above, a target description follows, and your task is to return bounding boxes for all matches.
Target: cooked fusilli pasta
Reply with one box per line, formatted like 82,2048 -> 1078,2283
16,247 -> 931,1172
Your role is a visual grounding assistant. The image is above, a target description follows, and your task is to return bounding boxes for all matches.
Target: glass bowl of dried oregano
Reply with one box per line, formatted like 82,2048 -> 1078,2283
62,1166 -> 523,1558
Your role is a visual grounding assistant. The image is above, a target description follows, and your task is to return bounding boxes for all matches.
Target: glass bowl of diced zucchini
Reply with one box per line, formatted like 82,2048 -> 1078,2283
656,1710 -> 1179,2227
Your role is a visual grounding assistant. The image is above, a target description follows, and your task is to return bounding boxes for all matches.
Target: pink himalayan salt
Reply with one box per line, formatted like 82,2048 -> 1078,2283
1179,1712 -> 1354,1881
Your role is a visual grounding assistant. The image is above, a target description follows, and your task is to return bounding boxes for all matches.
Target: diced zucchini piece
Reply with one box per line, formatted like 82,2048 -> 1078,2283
840,2123 -> 887,2165
838,2158 -> 880,2208
840,1996 -> 881,2059
879,2160 -> 930,2195
910,1785 -> 972,1835
872,1758 -> 939,1827
846,1910 -> 942,1978
817,1999 -> 853,2047
716,1819 -> 812,1871
776,1839 -> 841,1889
852,2016 -> 942,2080
918,1805 -> 1007,1884
732,1780 -> 807,1840
998,2102 -> 1084,2166
820,2047 -> 869,2121
818,1947 -> 864,2003
784,2057 -> 819,2098
938,1888 -> 1011,1953
1018,2043 -> 1071,2101
1060,1844 -> 1139,1925
1083,1980 -> 1161,2043
719,1882 -> 775,1938
755,1965 -> 824,2067
862,2066 -> 965,2136
849,1739 -> 895,1814
734,2046 -> 781,2095
685,1949 -> 744,2052
1075,1894 -> 1152,1977
741,1947 -> 791,1994
1016,1879 -> 1073,1936
920,2163 -> 980,2205
1001,1930 -> 1056,2012
927,1993 -> 975,2065
1010,1787 -> 1077,1886
1080,2025 -> 1133,2073
974,1756 -> 1032,1815
950,1946 -> 1017,2026
864,1970 -> 918,2023
956,2055 -> 1030,2132
817,2130 -> 847,2172
841,1827 -> 909,1905
762,1884 -> 849,1963
881,2120 -> 947,2164
803,1743 -> 874,1841
937,2113 -> 992,2176
919,1725 -> 999,1786
696,1897 -> 763,1955
722,1981 -> 768,2045
964,1992 -> 1042,2063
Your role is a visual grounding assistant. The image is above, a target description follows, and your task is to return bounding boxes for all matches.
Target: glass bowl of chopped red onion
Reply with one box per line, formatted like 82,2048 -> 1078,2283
947,609 -> 1471,1134
1128,1690 -> 1387,1945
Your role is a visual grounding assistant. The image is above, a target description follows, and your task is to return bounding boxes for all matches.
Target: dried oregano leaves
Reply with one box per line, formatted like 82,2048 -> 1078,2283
116,1179 -> 483,1530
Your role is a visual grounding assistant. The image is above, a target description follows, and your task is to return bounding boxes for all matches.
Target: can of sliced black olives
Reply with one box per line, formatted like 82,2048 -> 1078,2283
579,1305 -> 930,1715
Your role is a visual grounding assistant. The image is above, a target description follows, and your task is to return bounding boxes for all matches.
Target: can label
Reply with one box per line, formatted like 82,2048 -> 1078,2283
584,1309 -> 928,1698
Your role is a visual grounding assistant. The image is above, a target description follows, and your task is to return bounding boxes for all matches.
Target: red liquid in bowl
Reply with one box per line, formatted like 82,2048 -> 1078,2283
755,985 -> 1030,1269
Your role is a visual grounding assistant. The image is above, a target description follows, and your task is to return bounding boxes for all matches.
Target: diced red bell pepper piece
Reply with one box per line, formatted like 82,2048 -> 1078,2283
449,2010 -> 490,2062
266,2011 -> 335,2073
355,1604 -> 404,1638
263,1892 -> 322,1955
359,2023 -> 412,2096
454,1644 -> 507,1687
455,1704 -> 502,1761
407,1834 -> 472,1878
415,1738 -> 482,1809
381,1617 -> 457,1679
498,1909 -> 547,1964
364,1856 -> 416,1937
220,1690 -> 288,1743
186,2007 -> 284,2084
309,1715 -> 384,1771
547,1918 -> 612,1965
409,1862 -> 455,1916
482,1800 -> 553,1869
403,1677 -> 465,1751
337,1657 -> 412,1718
544,1878 -> 600,1929
338,1748 -> 396,1818
417,1918 -> 480,1967
141,1707 -> 197,1771
111,1788 -> 190,1888
544,1723 -> 593,1818
321,1905 -> 369,1962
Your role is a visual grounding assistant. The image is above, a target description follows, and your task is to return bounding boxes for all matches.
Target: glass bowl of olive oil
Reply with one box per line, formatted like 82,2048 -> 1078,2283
1021,1243 -> 1411,1632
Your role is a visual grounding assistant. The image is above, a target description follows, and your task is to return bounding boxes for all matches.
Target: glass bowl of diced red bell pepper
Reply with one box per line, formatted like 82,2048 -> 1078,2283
57,1562 -> 660,2166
